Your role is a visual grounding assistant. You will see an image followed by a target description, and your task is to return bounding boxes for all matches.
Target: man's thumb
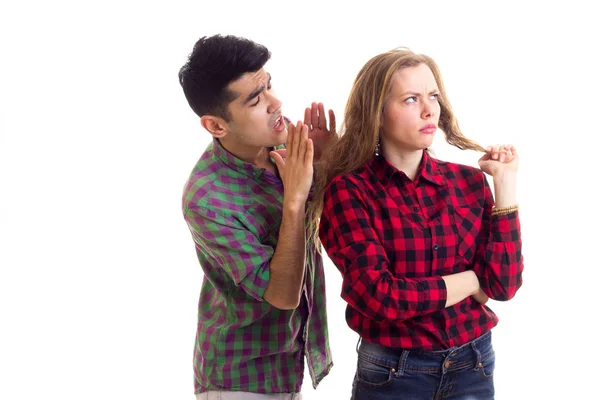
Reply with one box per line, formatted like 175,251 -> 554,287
270,151 -> 285,171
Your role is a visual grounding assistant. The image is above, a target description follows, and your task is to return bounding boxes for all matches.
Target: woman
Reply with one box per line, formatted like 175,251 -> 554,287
310,49 -> 523,399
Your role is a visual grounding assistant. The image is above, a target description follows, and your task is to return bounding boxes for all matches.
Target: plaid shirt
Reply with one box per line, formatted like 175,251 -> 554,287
319,151 -> 523,351
182,139 -> 332,394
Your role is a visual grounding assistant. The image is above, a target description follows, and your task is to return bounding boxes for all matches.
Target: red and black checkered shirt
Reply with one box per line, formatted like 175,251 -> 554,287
319,151 -> 523,350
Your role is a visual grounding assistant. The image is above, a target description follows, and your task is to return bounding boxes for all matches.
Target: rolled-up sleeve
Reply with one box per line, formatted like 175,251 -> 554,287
473,174 -> 524,301
184,205 -> 272,301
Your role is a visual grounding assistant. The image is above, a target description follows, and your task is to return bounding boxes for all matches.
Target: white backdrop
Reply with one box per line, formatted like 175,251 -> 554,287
1,1 -> 598,399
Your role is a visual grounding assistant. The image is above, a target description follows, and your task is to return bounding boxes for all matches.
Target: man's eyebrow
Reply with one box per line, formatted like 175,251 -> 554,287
243,85 -> 264,105
242,73 -> 272,105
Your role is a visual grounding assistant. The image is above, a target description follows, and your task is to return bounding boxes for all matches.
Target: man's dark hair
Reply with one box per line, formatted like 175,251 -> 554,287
178,35 -> 271,121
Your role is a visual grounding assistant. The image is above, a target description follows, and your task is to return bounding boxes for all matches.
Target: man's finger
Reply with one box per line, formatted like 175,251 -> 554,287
272,149 -> 287,159
287,122 -> 296,158
304,107 -> 311,127
270,151 -> 285,172
318,102 -> 326,130
311,102 -> 319,128
329,109 -> 336,133
305,139 -> 314,164
299,123 -> 308,158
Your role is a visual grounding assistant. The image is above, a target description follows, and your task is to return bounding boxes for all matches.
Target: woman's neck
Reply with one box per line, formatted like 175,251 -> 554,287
382,147 -> 424,181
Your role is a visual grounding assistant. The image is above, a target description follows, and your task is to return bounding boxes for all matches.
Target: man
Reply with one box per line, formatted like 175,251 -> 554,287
178,34 -> 334,399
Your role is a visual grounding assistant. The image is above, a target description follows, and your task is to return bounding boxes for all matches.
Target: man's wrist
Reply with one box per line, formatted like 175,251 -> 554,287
283,197 -> 306,215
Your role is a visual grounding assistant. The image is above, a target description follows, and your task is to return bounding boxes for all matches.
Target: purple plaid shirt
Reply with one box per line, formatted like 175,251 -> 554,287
182,138 -> 332,394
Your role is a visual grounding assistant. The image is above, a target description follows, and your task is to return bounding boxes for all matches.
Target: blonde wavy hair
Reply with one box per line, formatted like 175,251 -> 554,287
308,48 -> 485,246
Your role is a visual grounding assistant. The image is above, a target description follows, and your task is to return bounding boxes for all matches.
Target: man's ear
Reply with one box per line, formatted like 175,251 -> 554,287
200,116 -> 228,139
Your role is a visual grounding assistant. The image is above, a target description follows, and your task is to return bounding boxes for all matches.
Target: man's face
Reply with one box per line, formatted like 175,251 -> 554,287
223,68 -> 287,149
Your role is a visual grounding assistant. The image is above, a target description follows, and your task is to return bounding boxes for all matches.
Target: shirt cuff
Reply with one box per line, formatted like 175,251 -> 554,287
491,210 -> 521,242
241,263 -> 271,301
417,277 -> 447,312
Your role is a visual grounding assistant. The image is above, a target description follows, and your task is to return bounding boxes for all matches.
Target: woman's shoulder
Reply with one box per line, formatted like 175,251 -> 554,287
434,158 -> 485,181
329,166 -> 370,189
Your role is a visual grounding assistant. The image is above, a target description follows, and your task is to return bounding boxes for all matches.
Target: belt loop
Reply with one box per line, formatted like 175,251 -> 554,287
471,341 -> 482,371
394,349 -> 410,377
356,336 -> 362,354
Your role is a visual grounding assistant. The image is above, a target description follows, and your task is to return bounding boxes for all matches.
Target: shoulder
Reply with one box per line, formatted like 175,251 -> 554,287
435,158 -> 485,184
328,166 -> 370,192
323,169 -> 372,212
433,158 -> 489,206
325,173 -> 363,203
182,151 -> 246,215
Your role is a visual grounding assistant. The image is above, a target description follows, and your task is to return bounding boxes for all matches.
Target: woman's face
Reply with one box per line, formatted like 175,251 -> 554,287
380,63 -> 441,153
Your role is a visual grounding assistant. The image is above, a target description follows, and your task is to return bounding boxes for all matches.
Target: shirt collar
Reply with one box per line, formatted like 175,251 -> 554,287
211,138 -> 283,183
369,150 -> 446,187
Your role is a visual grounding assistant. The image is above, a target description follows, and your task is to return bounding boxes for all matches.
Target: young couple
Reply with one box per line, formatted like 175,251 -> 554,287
178,34 -> 523,400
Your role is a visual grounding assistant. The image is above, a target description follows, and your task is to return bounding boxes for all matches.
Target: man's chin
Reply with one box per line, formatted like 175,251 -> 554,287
273,127 -> 288,146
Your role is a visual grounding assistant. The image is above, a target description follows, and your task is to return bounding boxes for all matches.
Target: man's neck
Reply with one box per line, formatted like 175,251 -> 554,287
218,137 -> 275,173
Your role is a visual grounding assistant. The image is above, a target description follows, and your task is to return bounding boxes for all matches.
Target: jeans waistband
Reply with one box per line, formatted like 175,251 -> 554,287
357,331 -> 493,375
358,330 -> 492,360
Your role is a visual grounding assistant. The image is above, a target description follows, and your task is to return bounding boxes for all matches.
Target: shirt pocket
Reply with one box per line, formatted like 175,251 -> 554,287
450,205 -> 483,264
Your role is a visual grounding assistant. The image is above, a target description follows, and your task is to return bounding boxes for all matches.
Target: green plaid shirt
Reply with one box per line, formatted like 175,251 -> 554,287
182,139 -> 332,394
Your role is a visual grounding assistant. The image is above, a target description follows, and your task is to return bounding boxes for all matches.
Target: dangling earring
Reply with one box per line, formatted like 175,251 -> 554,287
374,136 -> 381,156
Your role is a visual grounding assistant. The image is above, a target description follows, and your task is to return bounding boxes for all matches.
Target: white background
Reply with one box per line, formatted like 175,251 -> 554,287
1,1 -> 598,399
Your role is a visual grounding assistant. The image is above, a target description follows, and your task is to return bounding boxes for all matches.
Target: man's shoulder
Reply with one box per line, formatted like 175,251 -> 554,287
182,151 -> 245,211
183,153 -> 220,202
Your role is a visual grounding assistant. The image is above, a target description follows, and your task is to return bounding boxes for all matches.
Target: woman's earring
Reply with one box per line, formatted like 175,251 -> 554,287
375,137 -> 381,156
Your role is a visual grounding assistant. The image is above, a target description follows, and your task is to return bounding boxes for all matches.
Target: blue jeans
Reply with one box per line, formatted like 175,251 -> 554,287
352,331 -> 495,400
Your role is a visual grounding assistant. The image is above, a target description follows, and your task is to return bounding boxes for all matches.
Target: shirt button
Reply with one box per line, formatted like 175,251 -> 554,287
433,244 -> 439,251
413,206 -> 420,212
